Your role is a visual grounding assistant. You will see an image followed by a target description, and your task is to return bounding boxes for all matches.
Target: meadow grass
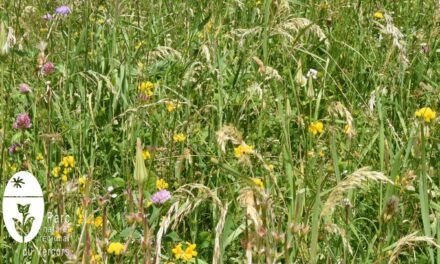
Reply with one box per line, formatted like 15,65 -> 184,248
0,0 -> 440,263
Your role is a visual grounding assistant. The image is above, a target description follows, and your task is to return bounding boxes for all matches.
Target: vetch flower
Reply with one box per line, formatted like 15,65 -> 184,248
18,83 -> 31,93
156,178 -> 169,190
415,107 -> 436,123
13,113 -> 32,129
8,144 -> 21,155
55,6 -> 71,15
308,121 -> 324,135
172,242 -> 198,261
36,153 -> 44,161
138,81 -> 154,101
173,133 -> 186,143
107,242 -> 125,256
52,166 -> 61,177
151,189 -> 171,204
234,144 -> 254,158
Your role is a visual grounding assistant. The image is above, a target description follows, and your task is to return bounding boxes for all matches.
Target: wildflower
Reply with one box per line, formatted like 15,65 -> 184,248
173,134 -> 186,143
166,102 -> 175,112
373,11 -> 384,19
156,178 -> 169,190
142,149 -> 151,160
62,174 -> 68,183
42,13 -> 53,20
138,81 -> 154,100
94,216 -> 103,228
91,253 -> 102,264
415,107 -> 436,123
306,69 -> 318,79
8,144 -> 20,155
151,190 -> 171,204
53,231 -> 62,239
10,163 -> 17,173
76,208 -> 84,225
172,242 -> 198,261
52,166 -> 61,177
36,153 -> 44,161
13,113 -> 32,129
253,178 -> 264,189
107,242 -> 125,256
78,176 -> 87,192
61,155 -> 75,168
55,6 -> 71,15
42,62 -> 55,75
308,121 -> 324,135
18,83 -> 31,93
234,144 -> 254,158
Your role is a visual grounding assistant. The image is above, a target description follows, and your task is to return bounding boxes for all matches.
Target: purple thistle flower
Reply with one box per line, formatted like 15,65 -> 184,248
13,113 -> 32,129
151,190 -> 171,204
42,13 -> 53,20
55,6 -> 71,15
18,83 -> 31,94
42,62 -> 55,75
9,144 -> 21,155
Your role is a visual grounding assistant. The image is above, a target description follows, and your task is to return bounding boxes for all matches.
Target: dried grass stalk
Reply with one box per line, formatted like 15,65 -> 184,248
388,232 -> 439,264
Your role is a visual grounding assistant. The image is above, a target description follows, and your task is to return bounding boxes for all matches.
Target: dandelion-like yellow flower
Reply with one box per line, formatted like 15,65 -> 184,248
415,107 -> 436,123
91,253 -> 102,264
166,102 -> 175,112
234,144 -> 254,158
253,178 -> 264,189
143,149 -> 151,160
94,216 -> 103,228
62,174 -> 68,183
52,166 -> 61,177
374,11 -> 384,19
308,121 -> 324,135
172,242 -> 198,261
53,231 -> 62,239
156,178 -> 169,190
107,242 -> 125,256
173,134 -> 186,143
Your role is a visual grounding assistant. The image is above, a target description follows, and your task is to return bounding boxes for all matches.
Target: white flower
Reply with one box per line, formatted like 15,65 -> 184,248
107,186 -> 114,193
306,69 -> 318,79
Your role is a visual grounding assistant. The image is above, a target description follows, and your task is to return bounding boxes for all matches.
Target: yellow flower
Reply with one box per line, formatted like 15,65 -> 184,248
78,176 -> 87,191
53,231 -> 62,239
61,156 -> 75,168
415,107 -> 437,123
91,253 -> 102,264
62,174 -> 68,183
172,242 -> 198,261
138,81 -> 154,97
166,102 -> 175,112
143,150 -> 151,160
156,178 -> 169,190
107,242 -> 125,256
234,144 -> 254,158
374,11 -> 384,19
52,166 -> 61,177
76,208 -> 84,225
93,216 -> 103,228
308,121 -> 324,135
173,133 -> 186,143
10,163 -> 17,173
94,216 -> 103,228
36,153 -> 44,161
253,178 -> 264,189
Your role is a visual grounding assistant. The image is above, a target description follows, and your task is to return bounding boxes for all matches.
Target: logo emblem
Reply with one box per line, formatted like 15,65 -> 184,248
2,171 -> 44,242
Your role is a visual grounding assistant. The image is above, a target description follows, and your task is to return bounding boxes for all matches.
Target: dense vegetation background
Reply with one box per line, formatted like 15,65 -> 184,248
0,1 -> 440,263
